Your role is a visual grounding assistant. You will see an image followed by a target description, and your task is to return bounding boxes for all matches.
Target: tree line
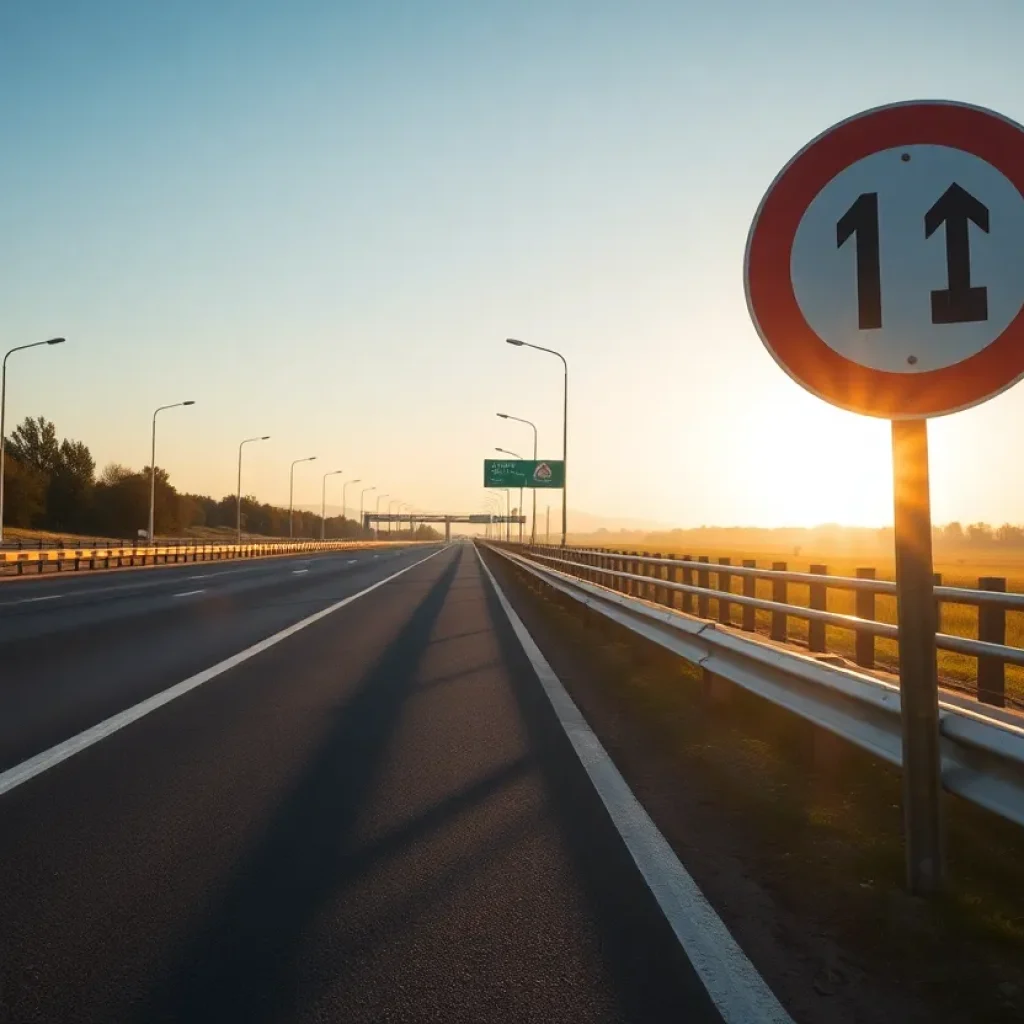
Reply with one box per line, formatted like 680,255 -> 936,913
3,417 -> 440,541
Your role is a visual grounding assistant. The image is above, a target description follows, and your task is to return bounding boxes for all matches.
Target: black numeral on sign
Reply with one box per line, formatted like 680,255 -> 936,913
925,183 -> 990,324
836,183 -> 990,330
836,192 -> 882,330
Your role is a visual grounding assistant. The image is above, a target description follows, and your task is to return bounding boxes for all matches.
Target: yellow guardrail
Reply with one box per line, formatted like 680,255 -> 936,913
0,539 -> 423,574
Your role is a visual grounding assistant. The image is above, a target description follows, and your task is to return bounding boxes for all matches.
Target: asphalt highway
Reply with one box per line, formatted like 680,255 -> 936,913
0,541 -> 726,1023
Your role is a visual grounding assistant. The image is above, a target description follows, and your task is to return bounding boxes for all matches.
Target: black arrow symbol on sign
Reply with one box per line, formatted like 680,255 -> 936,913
924,182 -> 990,325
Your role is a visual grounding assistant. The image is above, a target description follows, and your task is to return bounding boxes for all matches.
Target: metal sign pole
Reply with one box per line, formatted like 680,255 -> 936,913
891,418 -> 944,894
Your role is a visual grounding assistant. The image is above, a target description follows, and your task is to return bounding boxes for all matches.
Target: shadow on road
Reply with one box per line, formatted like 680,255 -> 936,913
130,548 -> 467,1023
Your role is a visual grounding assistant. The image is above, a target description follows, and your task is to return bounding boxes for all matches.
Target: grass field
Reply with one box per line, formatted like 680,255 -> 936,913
570,540 -> 1024,707
4,525 -> 283,544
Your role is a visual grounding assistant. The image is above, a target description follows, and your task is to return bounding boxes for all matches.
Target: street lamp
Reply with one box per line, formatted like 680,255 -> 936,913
320,469 -> 343,540
0,337 -> 65,543
360,485 -> 376,535
342,478 -> 361,538
388,498 -> 401,537
237,435 -> 270,542
495,447 -> 525,544
506,339 -> 568,545
497,412 -> 538,543
289,456 -> 317,538
483,495 -> 500,540
375,492 -> 389,540
149,400 -> 195,543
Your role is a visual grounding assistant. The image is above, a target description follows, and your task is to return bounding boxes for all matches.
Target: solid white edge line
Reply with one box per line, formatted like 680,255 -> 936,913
172,589 -> 206,598
475,545 -> 793,1024
0,546 -> 448,799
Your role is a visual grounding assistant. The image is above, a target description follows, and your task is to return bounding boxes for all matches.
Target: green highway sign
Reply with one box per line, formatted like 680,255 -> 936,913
483,459 -> 565,489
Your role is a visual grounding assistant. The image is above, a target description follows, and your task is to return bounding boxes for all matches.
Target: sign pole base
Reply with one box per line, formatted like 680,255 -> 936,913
891,418 -> 945,895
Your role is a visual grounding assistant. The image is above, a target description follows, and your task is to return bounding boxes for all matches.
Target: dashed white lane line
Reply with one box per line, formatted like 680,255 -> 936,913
172,589 -> 206,598
476,546 -> 793,1024
0,593 -> 64,607
0,546 -> 448,798
346,559 -> 358,564
292,569 -> 308,575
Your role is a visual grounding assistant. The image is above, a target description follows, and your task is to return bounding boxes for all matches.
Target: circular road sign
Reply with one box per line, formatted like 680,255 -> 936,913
744,100 -> 1024,418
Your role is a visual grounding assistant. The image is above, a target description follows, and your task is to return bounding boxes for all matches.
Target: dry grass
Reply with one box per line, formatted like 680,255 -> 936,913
580,541 -> 1024,706
4,525 -> 282,544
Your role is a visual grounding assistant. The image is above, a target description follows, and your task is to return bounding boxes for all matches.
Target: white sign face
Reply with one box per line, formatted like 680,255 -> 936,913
790,144 -> 1024,374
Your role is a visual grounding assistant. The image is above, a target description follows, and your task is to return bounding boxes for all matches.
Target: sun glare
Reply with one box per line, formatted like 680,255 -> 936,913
741,401 -> 893,528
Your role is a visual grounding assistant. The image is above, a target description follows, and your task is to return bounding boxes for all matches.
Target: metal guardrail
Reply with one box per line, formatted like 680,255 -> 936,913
0,539 -> 421,576
485,543 -> 1024,831
505,544 -> 1024,710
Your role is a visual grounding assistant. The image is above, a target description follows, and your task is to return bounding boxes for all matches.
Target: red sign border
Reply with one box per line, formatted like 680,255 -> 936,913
744,100 -> 1024,419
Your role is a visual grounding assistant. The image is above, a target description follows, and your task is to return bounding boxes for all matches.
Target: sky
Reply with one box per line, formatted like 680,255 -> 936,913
2,0 -> 1024,529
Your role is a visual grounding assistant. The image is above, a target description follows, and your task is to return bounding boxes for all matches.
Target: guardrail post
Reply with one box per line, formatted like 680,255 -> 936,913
978,576 -> 1007,707
627,551 -> 637,597
668,555 -> 680,609
681,556 -> 693,614
933,572 -> 943,638
717,558 -> 732,624
771,562 -> 787,641
809,565 -> 827,652
652,553 -> 663,603
855,568 -> 876,667
742,560 -> 756,631
697,557 -> 710,618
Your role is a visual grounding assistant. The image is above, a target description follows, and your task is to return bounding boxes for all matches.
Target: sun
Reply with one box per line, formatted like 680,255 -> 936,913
740,400 -> 894,528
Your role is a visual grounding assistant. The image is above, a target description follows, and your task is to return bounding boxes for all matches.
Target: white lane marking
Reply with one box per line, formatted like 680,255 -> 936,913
346,559 -> 358,564
0,555 -> 358,607
0,593 -> 65,607
0,566 -> 259,605
476,547 -> 793,1024
0,546 -> 447,798
173,589 -> 206,598
292,569 -> 308,575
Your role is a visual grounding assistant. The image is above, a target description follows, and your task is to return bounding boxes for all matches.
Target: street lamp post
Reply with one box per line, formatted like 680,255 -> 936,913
321,469 -> 343,540
342,478 -> 361,538
483,497 -> 500,540
237,435 -> 270,542
360,485 -> 376,535
0,337 -> 66,544
289,456 -> 317,538
375,493 -> 389,540
506,339 -> 568,545
497,412 -> 538,544
150,400 -> 195,543
495,447 -> 524,544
